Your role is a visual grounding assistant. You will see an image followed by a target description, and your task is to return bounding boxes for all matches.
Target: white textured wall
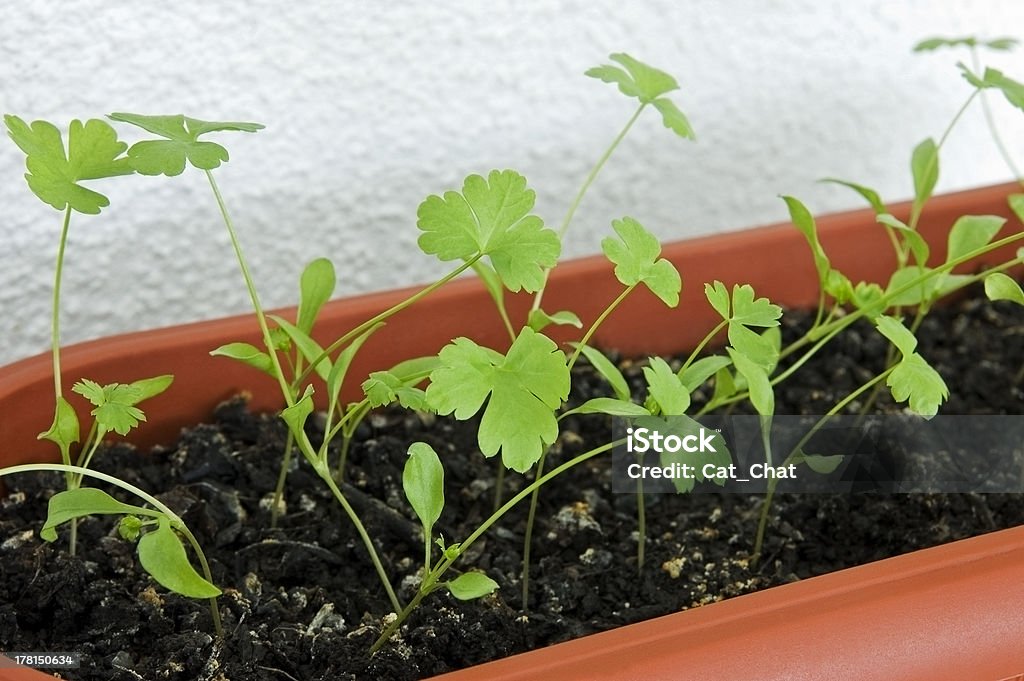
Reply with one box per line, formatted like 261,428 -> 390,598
2,1 -> 1023,365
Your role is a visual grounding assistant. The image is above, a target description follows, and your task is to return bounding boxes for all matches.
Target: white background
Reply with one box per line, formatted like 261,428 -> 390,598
2,1 -> 1023,364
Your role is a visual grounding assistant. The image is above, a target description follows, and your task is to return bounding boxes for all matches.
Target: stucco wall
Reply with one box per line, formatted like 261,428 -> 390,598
2,1 -> 1023,364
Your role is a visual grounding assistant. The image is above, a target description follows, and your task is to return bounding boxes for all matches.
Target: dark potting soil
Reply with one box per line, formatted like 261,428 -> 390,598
1,293 -> 1022,681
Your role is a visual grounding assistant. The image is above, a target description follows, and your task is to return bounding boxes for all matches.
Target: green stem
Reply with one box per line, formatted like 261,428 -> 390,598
520,450 -> 547,609
751,368 -> 892,563
680,320 -> 728,373
972,48 -> 1024,187
205,171 -> 293,405
533,104 -> 647,312
0,463 -> 223,637
567,284 -> 636,371
371,438 -> 624,653
298,256 -> 481,386
51,207 -> 72,402
270,430 -> 295,528
320,467 -> 402,613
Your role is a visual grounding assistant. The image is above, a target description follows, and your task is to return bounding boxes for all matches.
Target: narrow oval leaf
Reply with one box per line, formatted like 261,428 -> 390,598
326,322 -> 384,406
446,571 -> 499,600
985,272 -> 1024,304
911,138 -> 939,208
727,348 -> 774,418
572,343 -> 630,401
38,396 -> 80,453
210,342 -> 274,375
560,397 -> 650,419
403,443 -> 445,539
679,355 -> 731,392
946,214 -> 1005,264
796,451 -> 845,474
297,258 -> 336,334
137,518 -> 221,599
41,488 -> 152,542
783,195 -> 831,283
270,315 -> 331,381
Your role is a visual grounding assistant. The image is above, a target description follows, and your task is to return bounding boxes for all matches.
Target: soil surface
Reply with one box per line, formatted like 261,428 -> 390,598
1,292 -> 1022,680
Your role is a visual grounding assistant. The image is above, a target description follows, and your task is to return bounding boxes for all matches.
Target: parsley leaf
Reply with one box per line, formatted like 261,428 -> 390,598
875,316 -> 948,417
108,113 -> 264,176
5,116 -> 133,214
586,53 -> 695,140
417,170 -> 560,292
426,328 -> 569,472
71,375 -> 173,436
601,217 -> 682,306
705,281 -> 782,369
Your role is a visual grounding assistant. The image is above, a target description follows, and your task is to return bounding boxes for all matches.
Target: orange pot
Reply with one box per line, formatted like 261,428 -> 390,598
1,183 -> 1021,680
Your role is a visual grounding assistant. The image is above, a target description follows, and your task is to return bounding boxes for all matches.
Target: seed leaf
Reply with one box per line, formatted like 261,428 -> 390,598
877,213 -> 930,266
643,357 -> 690,416
527,308 -> 583,333
417,170 -> 559,292
403,443 -> 444,541
297,258 -> 336,335
210,342 -> 274,376
678,355 -> 731,392
5,116 -> 133,214
571,343 -> 630,401
426,328 -> 569,472
984,272 -> 1024,304
41,487 -> 155,542
820,178 -> 888,215
560,397 -> 651,419
783,195 -> 832,284
446,571 -> 499,600
138,517 -> 221,598
602,217 -> 682,306
911,138 -> 939,209
946,214 -> 1005,263
108,113 -> 263,176
727,348 -> 774,417
792,449 -> 845,474
38,396 -> 80,454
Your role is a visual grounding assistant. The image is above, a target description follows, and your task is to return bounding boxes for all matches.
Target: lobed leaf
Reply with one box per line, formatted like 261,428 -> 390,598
5,116 -> 133,214
643,357 -> 690,416
109,112 -> 263,176
71,375 -> 173,436
602,217 -> 682,306
875,316 -> 948,417
417,170 -> 560,292
426,329 -> 569,472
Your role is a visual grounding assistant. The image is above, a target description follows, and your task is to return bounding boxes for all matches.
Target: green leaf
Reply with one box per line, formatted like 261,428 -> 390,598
730,284 -> 782,327
885,266 -> 935,306
210,342 -> 274,376
325,323 -> 383,410
792,450 -> 845,474
914,36 -> 979,51
946,215 -> 1005,263
985,272 -> 1024,304
471,260 -> 507,319
426,329 -> 569,472
571,343 -> 631,401
363,371 -> 428,410
875,316 -> 948,417
601,217 -> 682,306
877,213 -> 930,266
403,442 -> 444,541
819,178 -> 888,215
38,396 -> 80,453
643,357 -> 690,416
297,258 -> 336,335
783,195 -> 832,284
980,68 -> 1024,111
41,488 -> 154,542
417,170 -> 559,292
1010,194 -> 1024,223
586,53 -> 679,104
710,365 -> 737,405
727,348 -> 774,417
5,116 -> 133,214
704,280 -> 731,320
108,113 -> 263,176
446,571 -> 499,600
560,397 -> 650,419
651,98 -> 696,140
270,316 -> 331,381
633,415 -> 730,493
118,515 -> 145,542
678,355 -> 731,392
281,385 -> 315,443
527,308 -> 583,333
911,138 -> 939,209
137,517 -> 221,598
71,375 -> 173,436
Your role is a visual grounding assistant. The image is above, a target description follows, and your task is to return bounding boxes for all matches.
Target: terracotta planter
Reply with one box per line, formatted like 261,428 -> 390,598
0,182 -> 1021,679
